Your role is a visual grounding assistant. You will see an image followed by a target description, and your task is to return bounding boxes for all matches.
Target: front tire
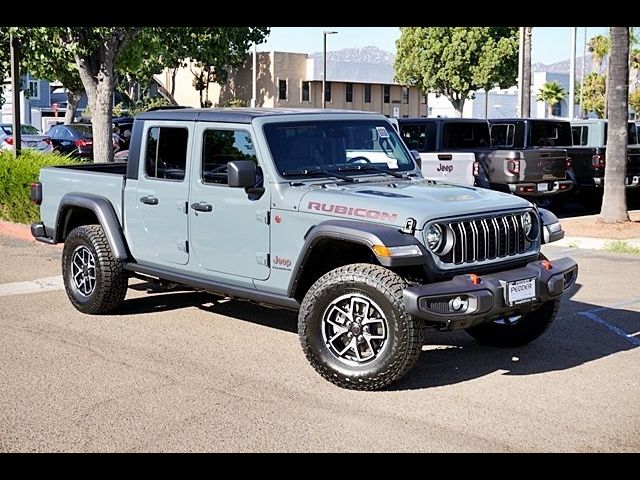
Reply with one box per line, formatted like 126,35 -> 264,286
62,224 -> 128,314
465,299 -> 559,347
298,263 -> 424,391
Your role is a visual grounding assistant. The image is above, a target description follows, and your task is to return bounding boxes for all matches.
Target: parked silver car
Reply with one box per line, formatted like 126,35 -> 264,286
0,124 -> 54,153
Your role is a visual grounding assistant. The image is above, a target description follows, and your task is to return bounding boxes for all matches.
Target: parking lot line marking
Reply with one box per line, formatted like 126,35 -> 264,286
579,310 -> 640,347
0,275 -> 64,296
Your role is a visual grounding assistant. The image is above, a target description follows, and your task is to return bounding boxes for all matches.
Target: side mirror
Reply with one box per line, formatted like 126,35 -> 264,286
410,150 -> 422,170
227,160 -> 257,188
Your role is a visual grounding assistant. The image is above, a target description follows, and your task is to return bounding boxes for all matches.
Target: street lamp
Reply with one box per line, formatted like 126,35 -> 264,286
323,30 -> 338,109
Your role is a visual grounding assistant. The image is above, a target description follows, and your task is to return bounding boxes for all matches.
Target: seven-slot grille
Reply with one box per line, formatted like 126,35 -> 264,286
438,212 -> 530,265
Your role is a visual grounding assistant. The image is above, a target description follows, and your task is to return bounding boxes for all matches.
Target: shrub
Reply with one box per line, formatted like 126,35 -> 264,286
0,150 -> 81,224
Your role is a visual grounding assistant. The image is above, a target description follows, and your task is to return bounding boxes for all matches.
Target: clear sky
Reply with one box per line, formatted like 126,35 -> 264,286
259,27 -> 610,65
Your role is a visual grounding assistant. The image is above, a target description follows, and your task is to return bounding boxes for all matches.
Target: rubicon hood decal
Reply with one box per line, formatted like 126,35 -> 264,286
307,201 -> 398,222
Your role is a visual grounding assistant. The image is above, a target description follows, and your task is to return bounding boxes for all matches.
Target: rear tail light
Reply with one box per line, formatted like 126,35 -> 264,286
506,159 -> 520,174
43,137 -> 51,145
592,154 -> 605,168
31,182 -> 42,205
472,161 -> 480,177
4,137 -> 13,145
75,139 -> 92,147
566,157 -> 572,169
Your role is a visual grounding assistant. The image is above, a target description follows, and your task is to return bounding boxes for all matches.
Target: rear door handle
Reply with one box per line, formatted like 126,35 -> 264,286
191,202 -> 213,212
140,195 -> 159,205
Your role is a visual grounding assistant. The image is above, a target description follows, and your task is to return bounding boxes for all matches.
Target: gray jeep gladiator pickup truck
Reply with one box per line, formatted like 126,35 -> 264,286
31,108 -> 578,390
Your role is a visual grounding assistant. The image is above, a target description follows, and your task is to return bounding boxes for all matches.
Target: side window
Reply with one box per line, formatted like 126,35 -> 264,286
490,124 -> 515,147
145,126 -> 189,181
201,129 -> 257,185
572,126 -> 588,146
401,124 -> 426,152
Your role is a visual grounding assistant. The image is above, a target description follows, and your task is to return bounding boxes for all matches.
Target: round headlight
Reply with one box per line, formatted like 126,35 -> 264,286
426,224 -> 444,252
522,212 -> 536,239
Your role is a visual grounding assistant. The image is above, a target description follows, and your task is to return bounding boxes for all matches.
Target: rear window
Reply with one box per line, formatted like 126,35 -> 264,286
490,123 -> 516,147
528,121 -> 572,147
399,122 -> 436,152
571,126 -> 588,146
442,122 -> 490,149
0,125 -> 40,135
70,125 -> 93,137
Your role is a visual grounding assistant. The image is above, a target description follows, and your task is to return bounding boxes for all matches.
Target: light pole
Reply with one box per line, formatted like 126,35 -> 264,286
323,30 -> 337,109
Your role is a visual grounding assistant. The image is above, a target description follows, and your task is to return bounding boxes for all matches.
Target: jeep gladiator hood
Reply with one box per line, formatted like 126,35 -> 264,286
294,178 -> 532,228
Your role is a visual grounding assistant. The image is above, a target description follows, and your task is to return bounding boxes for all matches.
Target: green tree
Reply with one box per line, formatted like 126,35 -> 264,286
0,30 -> 9,105
394,27 -> 518,117
601,27 -> 630,224
629,89 -> 640,114
579,72 -> 607,118
588,34 -> 610,74
536,81 -> 567,117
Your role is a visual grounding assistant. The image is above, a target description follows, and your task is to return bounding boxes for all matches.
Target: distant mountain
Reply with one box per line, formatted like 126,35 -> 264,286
533,55 -> 598,74
310,46 -> 395,65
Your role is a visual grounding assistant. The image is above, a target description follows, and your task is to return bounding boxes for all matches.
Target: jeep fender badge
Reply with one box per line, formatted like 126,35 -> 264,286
401,217 -> 417,235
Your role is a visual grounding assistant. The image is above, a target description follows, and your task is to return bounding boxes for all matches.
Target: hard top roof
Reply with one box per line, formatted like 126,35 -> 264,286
136,107 -> 382,123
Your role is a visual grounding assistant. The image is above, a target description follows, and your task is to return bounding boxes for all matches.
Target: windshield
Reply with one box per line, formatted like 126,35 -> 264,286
0,124 -> 40,135
263,120 -> 415,177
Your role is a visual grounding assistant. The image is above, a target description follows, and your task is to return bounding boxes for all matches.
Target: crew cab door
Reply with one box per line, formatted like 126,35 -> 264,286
188,123 -> 270,280
124,121 -> 193,266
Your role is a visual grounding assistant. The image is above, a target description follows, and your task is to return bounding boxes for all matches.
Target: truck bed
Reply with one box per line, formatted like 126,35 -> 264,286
39,163 -> 128,231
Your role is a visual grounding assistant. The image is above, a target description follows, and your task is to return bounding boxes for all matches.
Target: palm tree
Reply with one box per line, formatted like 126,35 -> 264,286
588,34 -> 610,73
600,27 -> 630,224
536,81 -> 567,117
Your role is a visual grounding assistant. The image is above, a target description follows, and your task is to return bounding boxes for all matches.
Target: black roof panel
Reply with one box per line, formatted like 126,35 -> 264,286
136,107 -> 380,124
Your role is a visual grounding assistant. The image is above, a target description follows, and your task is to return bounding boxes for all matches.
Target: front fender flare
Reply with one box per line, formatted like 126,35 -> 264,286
287,219 -> 427,297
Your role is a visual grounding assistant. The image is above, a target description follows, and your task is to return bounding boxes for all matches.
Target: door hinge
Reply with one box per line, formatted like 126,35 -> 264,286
184,201 -> 189,214
185,240 -> 189,253
256,252 -> 269,266
256,210 -> 270,225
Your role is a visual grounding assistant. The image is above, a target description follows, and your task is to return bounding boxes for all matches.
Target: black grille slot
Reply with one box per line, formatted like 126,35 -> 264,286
439,212 -> 529,266
425,299 -> 450,313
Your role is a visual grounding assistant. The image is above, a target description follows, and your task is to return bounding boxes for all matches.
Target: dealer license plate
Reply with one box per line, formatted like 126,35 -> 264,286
537,182 -> 549,192
505,278 -> 537,306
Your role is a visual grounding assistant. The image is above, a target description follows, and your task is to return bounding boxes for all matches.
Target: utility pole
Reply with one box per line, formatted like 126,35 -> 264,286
322,31 -> 337,109
10,33 -> 21,157
251,43 -> 257,108
580,27 -> 587,118
569,27 -> 577,119
522,27 -> 532,118
517,27 -> 524,118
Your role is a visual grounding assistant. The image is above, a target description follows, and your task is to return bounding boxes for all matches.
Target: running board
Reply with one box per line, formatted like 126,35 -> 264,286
123,263 -> 300,311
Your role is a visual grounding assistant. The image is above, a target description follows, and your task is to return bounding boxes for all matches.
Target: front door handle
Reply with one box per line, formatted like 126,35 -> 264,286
140,195 -> 159,205
191,202 -> 213,212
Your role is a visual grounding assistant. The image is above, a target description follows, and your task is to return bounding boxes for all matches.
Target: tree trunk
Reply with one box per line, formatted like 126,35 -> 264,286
449,97 -> 465,117
522,27 -> 532,117
600,27 -> 630,223
64,89 -> 83,124
75,55 -> 116,163
547,103 -> 552,117
170,68 -> 177,97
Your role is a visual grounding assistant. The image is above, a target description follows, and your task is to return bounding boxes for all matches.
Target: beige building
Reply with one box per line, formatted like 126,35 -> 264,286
162,51 -> 427,118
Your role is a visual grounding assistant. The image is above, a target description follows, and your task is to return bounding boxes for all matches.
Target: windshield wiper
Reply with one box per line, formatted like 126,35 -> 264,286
281,167 -> 356,183
337,164 -> 407,179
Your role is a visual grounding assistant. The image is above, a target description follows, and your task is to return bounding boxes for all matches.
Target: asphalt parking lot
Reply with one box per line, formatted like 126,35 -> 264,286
0,233 -> 638,452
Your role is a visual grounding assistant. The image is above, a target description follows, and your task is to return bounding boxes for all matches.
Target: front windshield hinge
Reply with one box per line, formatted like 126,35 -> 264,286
400,217 -> 417,235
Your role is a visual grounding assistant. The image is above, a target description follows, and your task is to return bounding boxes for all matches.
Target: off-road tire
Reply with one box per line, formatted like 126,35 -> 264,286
62,224 -> 128,314
465,299 -> 559,347
298,263 -> 424,391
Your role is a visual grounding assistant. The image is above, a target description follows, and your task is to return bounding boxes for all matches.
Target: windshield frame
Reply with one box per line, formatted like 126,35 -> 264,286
260,116 -> 419,182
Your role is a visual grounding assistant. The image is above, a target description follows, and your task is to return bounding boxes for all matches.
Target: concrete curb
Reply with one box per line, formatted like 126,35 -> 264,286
0,220 -> 38,243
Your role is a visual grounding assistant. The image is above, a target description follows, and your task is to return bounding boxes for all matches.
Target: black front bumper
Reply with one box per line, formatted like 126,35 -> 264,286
404,257 -> 578,330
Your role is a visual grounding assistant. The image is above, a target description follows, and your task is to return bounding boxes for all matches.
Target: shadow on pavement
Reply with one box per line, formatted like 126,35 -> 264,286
114,281 -> 637,391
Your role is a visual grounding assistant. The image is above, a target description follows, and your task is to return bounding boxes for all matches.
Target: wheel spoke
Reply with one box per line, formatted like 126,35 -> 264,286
363,332 -> 385,341
338,337 -> 357,356
328,327 -> 348,344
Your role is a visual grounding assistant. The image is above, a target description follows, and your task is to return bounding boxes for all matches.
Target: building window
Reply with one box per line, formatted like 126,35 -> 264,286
364,84 -> 371,104
402,87 -> 409,104
202,129 -> 257,185
551,102 -> 562,117
145,127 -> 189,181
325,82 -> 332,103
301,81 -> 310,102
345,83 -> 353,103
27,80 -> 40,100
383,85 -> 390,104
278,79 -> 287,101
